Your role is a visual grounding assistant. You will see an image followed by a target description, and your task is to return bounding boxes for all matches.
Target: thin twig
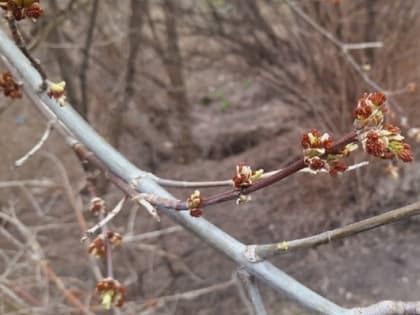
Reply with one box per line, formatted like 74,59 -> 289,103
79,0 -> 100,118
146,160 -> 369,188
342,42 -> 383,51
19,185 -> 44,217
133,243 -> 204,283
83,196 -> 127,240
15,120 -> 54,167
72,142 -> 162,221
28,0 -> 91,51
151,175 -> 233,188
349,300 -> 420,315
40,151 -> 87,232
6,16 -> 48,89
49,149 -> 105,281
132,131 -> 359,211
237,270 -> 268,315
0,212 -> 94,315
142,159 -> 368,189
124,226 -> 183,243
252,200 -> 420,259
0,282 -> 28,309
136,197 -> 160,222
285,0 -> 403,115
0,179 -> 58,189
73,131 -> 360,216
139,278 -> 236,312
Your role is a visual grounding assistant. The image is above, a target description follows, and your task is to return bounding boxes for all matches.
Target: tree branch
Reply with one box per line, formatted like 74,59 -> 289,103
253,200 -> 420,259
350,301 -> 420,315
237,270 -> 268,315
78,0 -> 99,118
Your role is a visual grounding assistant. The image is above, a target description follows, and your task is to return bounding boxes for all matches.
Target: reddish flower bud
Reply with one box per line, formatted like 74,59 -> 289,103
96,278 -> 127,309
24,2 -> 43,19
88,235 -> 106,257
353,92 -> 387,129
302,129 -> 356,176
397,143 -> 414,162
361,127 -> 414,163
232,162 -> 263,189
0,72 -> 22,99
384,124 -> 401,134
368,92 -> 387,106
107,231 -> 123,247
2,0 -> 43,20
190,208 -> 202,217
187,190 -> 203,217
301,129 -> 333,150
329,161 -> 348,176
308,157 -> 325,171
89,197 -> 106,215
365,131 -> 386,158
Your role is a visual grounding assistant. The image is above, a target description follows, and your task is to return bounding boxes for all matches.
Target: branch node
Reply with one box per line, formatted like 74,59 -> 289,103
132,194 -> 161,221
84,196 -> 127,239
327,231 -> 333,243
244,245 -> 263,263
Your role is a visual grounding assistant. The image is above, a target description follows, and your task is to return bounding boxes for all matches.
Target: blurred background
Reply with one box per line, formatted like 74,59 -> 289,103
1,0 -> 420,314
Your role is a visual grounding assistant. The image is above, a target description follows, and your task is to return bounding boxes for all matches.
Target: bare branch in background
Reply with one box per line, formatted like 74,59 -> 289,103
14,120 -> 54,167
79,0 -> 100,119
108,0 -> 143,148
83,196 -> 127,239
237,270 -> 268,315
124,226 -> 183,243
253,200 -> 420,259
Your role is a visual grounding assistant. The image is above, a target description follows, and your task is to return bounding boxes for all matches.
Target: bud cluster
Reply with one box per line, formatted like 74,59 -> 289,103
232,162 -> 264,189
353,92 -> 387,129
187,190 -> 202,217
89,197 -> 106,215
0,0 -> 43,20
88,231 -> 123,258
301,129 -> 357,176
0,71 -> 21,99
354,92 -> 413,163
360,124 -> 413,162
47,81 -> 66,106
96,278 -> 127,309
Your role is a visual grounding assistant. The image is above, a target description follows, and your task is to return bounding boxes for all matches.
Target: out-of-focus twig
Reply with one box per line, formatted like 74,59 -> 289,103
285,0 -> 404,115
0,179 -> 58,189
124,226 -> 183,243
0,211 -> 94,315
236,270 -> 268,315
79,0 -> 100,118
138,278 -> 236,314
83,196 -> 126,240
14,120 -> 54,167
6,17 -> 48,89
40,151 -> 87,232
342,42 -> 383,51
